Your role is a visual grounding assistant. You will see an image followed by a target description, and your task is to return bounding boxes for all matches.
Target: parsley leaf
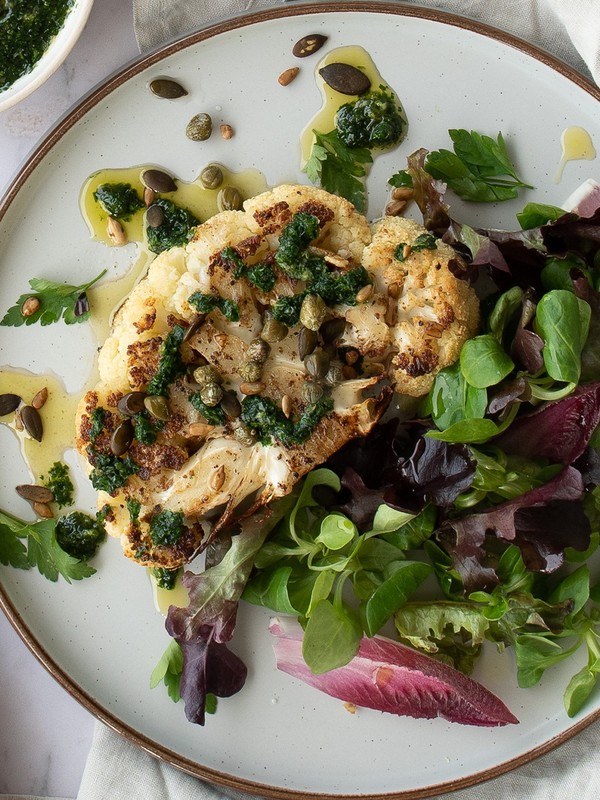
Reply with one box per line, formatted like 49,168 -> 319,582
0,509 -> 96,583
304,129 -> 372,213
1,269 -> 107,327
425,130 -> 533,202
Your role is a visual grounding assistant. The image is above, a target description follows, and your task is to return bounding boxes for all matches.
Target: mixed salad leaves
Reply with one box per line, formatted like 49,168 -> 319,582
153,141 -> 600,728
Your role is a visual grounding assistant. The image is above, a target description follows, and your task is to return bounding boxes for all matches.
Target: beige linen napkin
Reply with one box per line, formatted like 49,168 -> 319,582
79,1 -> 600,799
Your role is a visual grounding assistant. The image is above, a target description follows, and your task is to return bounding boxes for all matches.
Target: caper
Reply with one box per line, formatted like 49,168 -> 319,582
304,347 -> 330,380
199,164 -> 224,190
149,78 -> 188,99
144,395 -> 170,421
186,113 -> 213,142
298,326 -> 318,360
146,204 -> 165,228
261,317 -> 288,343
193,364 -> 222,387
320,317 -> 346,343
300,294 -> 327,332
117,391 -> 147,416
217,185 -> 243,212
301,380 -> 324,405
200,383 -> 223,407
234,422 -> 258,447
246,337 -> 270,364
111,419 -> 134,456
220,390 -> 242,420
323,363 -> 345,387
239,361 -> 262,383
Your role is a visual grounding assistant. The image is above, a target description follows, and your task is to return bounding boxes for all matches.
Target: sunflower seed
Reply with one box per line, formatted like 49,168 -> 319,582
210,465 -> 226,492
31,387 -> 48,410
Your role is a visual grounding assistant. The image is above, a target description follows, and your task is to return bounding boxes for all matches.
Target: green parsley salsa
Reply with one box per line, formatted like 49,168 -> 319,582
0,0 -> 75,92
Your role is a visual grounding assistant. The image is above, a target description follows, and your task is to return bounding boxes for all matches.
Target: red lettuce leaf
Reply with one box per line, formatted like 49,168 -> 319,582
165,504 -> 290,724
438,466 -> 590,592
269,618 -> 518,727
493,382 -> 600,465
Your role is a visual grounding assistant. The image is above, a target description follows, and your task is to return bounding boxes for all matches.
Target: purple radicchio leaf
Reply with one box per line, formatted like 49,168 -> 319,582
399,437 -> 476,508
438,466 -> 590,593
572,274 -> 600,382
510,292 -> 545,374
493,382 -> 600,465
406,148 -> 451,233
269,617 -> 518,727
165,503 -> 290,724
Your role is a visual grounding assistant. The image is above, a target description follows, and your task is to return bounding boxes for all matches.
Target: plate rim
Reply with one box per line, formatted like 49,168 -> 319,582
2,2 -> 600,797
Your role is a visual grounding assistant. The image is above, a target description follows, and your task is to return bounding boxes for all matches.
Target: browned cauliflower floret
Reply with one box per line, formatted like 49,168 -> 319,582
76,185 -> 479,569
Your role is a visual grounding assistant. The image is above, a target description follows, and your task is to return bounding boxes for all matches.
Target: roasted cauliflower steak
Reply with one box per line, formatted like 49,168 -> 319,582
76,184 -> 478,569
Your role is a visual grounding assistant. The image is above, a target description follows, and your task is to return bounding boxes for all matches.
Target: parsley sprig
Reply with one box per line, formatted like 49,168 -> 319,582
0,509 -> 96,583
1,269 -> 107,327
425,130 -> 533,202
304,129 -> 372,213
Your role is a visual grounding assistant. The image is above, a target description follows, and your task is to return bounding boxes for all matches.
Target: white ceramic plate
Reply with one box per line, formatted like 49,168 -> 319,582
1,4 -> 600,798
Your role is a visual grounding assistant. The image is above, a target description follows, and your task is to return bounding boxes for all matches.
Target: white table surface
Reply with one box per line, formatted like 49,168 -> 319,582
0,2 -> 139,795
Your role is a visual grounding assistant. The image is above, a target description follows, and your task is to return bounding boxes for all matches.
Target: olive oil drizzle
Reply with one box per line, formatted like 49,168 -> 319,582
554,126 -> 596,183
300,44 -> 408,166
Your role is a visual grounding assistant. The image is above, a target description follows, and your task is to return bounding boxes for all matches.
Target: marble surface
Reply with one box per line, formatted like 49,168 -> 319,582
0,2 -> 139,796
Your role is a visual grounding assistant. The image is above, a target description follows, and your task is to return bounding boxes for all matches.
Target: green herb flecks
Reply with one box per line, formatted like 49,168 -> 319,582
1,269 -> 107,327
42,461 -> 74,508
149,510 -> 186,547
335,87 -> 406,150
188,291 -> 240,322
240,395 -> 333,447
146,199 -> 200,254
147,324 -> 186,396
89,453 -> 139,494
93,183 -> 144,220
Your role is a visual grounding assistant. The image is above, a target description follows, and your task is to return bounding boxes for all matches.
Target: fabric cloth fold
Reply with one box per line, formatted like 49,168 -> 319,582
82,1 -> 600,799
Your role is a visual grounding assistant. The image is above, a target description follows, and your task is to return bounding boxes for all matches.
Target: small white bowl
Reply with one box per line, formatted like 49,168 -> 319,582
0,0 -> 95,112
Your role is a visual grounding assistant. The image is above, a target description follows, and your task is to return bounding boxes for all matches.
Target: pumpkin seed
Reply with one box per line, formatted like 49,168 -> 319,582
188,421 -> 214,438
186,112 -> 212,142
246,337 -> 270,364
217,185 -> 243,211
318,63 -> 371,95
320,317 -> 346,343
111,419 -> 134,456
16,484 -> 54,503
200,383 -> 223,407
117,391 -> 147,416
278,67 -> 300,86
21,297 -> 40,317
33,502 -> 54,519
74,293 -> 90,317
239,361 -> 262,383
298,326 -> 318,360
146,204 -> 165,228
20,405 -> 43,441
304,348 -> 330,380
300,293 -> 327,331
142,168 -> 177,193
199,164 -> 224,190
31,387 -> 48,410
219,123 -> 234,140
0,393 -> 21,416
210,464 -> 226,491
220,390 -> 242,420
107,216 -> 127,245
149,78 -> 188,99
240,381 -> 265,396
261,317 -> 288,343
292,33 -> 328,58
144,395 -> 170,421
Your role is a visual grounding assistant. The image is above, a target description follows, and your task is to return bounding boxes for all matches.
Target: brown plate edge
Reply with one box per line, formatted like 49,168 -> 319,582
1,2 -> 600,798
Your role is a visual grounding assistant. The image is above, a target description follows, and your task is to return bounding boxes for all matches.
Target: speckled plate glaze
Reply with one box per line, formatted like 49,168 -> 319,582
1,4 -> 600,798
